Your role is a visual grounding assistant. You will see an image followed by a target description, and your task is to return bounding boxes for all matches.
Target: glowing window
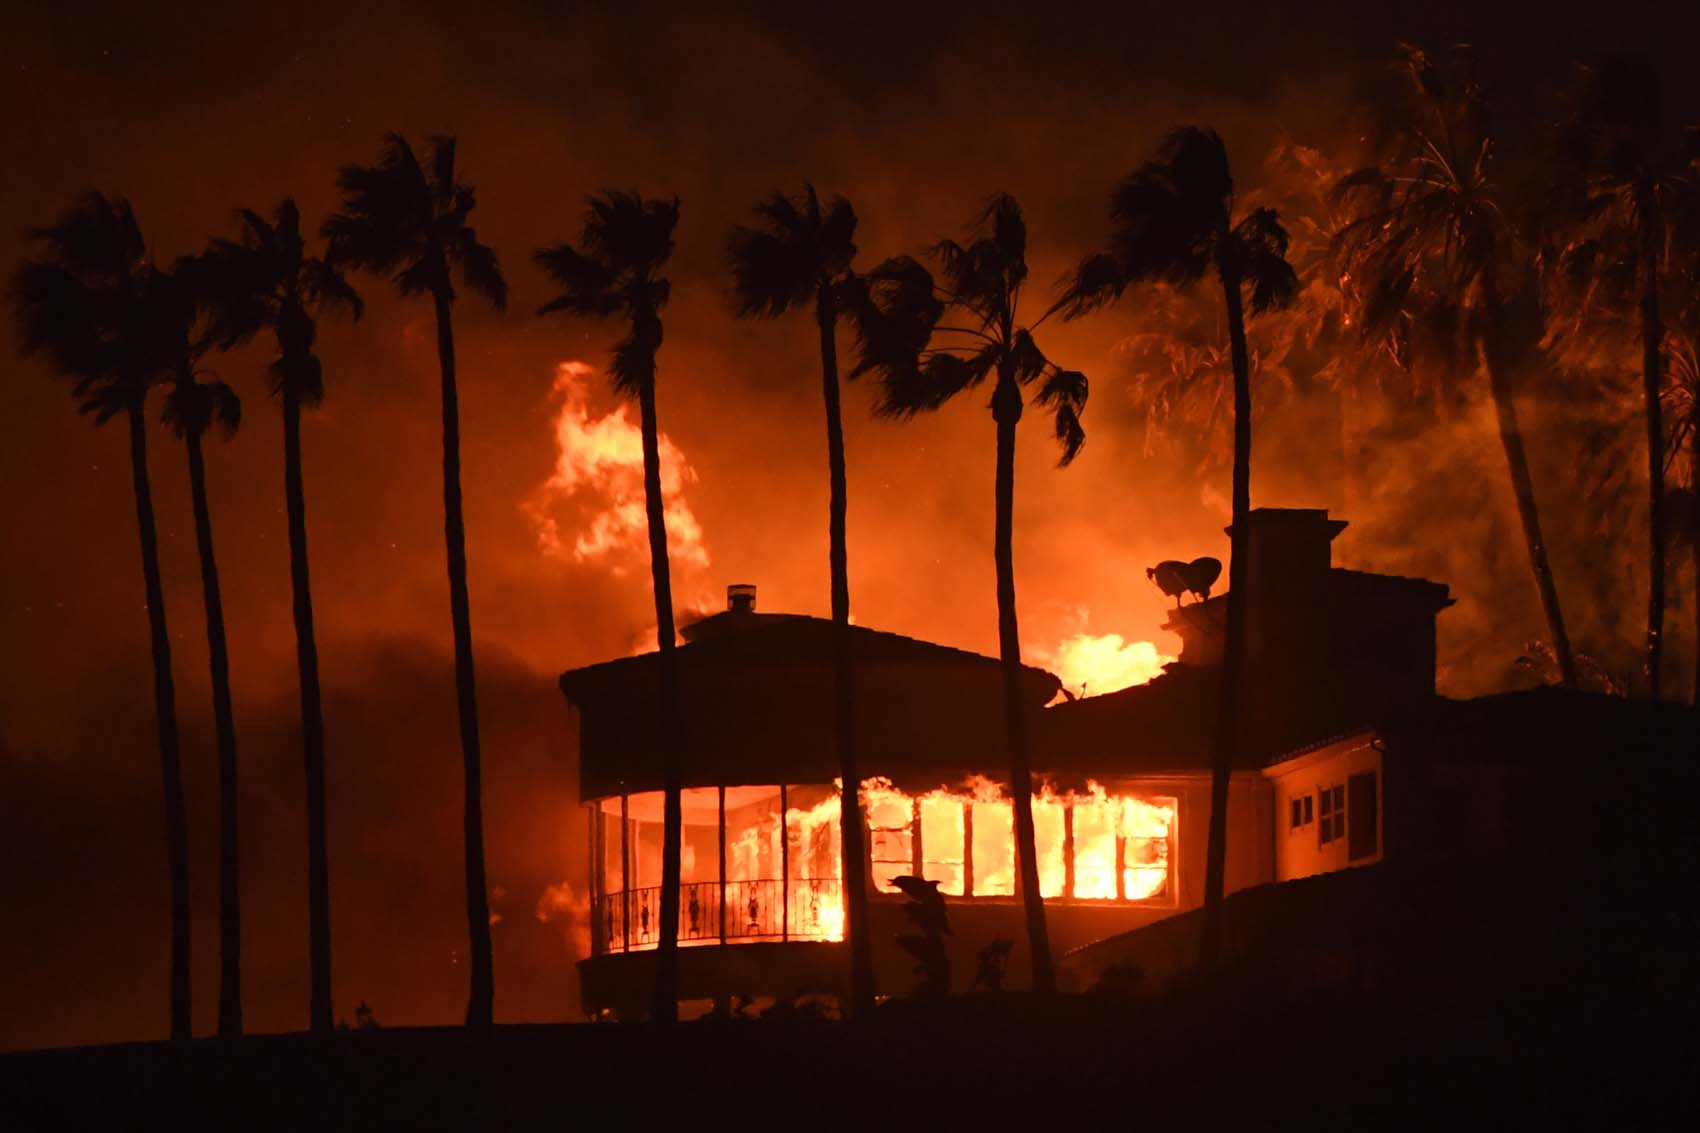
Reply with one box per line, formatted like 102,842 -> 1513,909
918,795 -> 965,896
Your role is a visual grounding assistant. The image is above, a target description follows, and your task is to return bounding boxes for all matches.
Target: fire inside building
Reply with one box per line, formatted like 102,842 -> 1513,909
559,508 -> 1696,1016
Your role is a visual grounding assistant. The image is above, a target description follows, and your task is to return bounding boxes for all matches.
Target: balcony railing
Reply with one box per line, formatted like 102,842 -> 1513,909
593,878 -> 843,954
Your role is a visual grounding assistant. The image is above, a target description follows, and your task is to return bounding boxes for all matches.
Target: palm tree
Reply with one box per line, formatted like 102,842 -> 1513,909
853,194 -> 1089,993
1549,55 -> 1700,698
181,200 -> 362,1035
14,195 -> 192,1040
726,185 -> 875,1015
1060,127 -> 1298,969
323,135 -> 507,1028
156,271 -> 246,1037
534,191 -> 684,1020
1333,44 -> 1579,687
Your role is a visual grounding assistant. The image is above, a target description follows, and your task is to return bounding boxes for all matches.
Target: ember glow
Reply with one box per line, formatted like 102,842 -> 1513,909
525,361 -> 709,569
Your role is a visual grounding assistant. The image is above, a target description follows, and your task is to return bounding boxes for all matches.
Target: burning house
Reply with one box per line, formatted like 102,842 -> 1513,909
560,507 -> 1485,1014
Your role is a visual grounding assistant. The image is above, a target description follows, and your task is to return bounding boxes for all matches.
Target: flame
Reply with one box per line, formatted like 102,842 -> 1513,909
525,361 -> 709,569
1040,633 -> 1174,699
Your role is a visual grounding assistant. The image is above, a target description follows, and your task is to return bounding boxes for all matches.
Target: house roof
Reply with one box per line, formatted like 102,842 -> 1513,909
1382,686 -> 1698,767
560,611 -> 1060,705
1036,664 -> 1222,774
562,611 -> 1062,799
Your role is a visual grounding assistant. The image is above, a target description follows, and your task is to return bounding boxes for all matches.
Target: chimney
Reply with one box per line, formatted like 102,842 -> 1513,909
727,583 -> 757,614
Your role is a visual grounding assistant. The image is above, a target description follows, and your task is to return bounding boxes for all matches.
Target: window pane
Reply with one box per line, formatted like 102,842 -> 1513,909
1034,796 -> 1067,898
1121,796 -> 1176,900
1347,772 -> 1378,861
919,795 -> 964,896
864,782 -> 914,894
724,786 -> 782,885
1072,794 -> 1119,899
970,800 -> 1015,896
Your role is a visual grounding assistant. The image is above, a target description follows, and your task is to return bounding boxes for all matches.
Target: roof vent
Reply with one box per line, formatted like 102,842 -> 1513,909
727,584 -> 757,614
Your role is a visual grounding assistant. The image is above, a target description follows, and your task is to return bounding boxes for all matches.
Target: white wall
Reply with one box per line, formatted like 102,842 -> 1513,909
1264,734 -> 1383,882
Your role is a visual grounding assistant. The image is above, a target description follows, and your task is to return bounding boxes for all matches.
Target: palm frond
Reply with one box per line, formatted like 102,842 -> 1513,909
454,227 -> 507,311
844,255 -> 943,383
877,342 -> 997,418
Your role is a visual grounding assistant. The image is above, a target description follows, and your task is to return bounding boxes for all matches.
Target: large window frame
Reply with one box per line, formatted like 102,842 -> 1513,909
587,781 -> 1180,955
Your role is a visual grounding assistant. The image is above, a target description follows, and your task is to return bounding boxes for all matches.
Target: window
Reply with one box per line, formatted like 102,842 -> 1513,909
918,795 -> 965,895
1289,794 -> 1314,830
866,787 -> 914,892
1347,771 -> 1378,861
1318,785 -> 1345,845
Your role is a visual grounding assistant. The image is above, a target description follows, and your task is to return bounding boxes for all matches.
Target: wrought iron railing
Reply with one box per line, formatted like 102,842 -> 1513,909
593,878 -> 843,954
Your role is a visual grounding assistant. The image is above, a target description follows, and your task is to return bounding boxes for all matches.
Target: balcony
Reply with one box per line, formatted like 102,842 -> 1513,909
593,877 -> 843,954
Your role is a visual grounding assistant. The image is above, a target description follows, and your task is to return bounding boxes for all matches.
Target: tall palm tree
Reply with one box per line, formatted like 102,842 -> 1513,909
14,195 -> 192,1039
1060,127 -> 1298,969
534,191 -> 684,1021
181,199 -> 362,1036
323,134 -> 507,1028
156,271 -> 245,1037
853,194 -> 1088,993
1333,44 -> 1579,687
726,185 -> 875,1015
1549,55 -> 1700,698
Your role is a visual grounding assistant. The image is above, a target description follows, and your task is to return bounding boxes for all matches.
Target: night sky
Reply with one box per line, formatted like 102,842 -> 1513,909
3,0 -> 1695,1047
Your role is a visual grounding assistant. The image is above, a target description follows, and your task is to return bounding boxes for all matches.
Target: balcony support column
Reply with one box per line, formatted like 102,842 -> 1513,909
780,784 -> 790,942
718,786 -> 727,945
620,794 -> 631,951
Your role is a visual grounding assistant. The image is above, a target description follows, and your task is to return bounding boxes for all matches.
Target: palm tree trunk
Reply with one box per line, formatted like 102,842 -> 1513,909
992,369 -> 1054,993
817,292 -> 873,1016
1638,200 -> 1666,699
637,359 -> 683,1024
1479,307 -> 1578,687
185,430 -> 242,1038
127,401 -> 191,1041
431,287 -> 495,1029
1199,270 -> 1250,970
283,386 -> 334,1035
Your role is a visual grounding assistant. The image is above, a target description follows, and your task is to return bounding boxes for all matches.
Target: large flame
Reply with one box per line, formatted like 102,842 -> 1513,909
525,361 -> 709,569
1040,633 -> 1174,699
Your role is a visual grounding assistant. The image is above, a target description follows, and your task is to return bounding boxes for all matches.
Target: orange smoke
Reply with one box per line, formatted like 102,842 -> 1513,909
525,361 -> 709,570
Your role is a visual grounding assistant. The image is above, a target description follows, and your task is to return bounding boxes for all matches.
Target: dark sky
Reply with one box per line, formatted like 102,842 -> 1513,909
3,0 -> 1695,1048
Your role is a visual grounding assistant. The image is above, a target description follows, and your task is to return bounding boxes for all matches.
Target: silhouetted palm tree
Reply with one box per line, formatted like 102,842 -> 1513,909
1060,127 -> 1298,970
324,134 -> 507,1028
155,272 -> 246,1038
14,195 -> 192,1040
853,194 -> 1088,993
182,199 -> 363,1036
1334,44 -> 1579,687
727,185 -> 875,1015
535,191 -> 685,1020
1549,55 -> 1700,698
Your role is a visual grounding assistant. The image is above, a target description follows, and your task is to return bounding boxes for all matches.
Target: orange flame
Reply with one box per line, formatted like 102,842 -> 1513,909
525,360 -> 709,569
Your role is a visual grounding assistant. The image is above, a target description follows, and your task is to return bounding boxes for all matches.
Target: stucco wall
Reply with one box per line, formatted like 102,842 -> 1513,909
1264,735 -> 1383,882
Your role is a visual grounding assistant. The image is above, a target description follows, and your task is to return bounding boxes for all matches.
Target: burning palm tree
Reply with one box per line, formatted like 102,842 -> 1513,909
1060,126 -> 1298,969
14,196 -> 193,1040
727,185 -> 876,1016
852,194 -> 1088,993
535,191 -> 687,1021
324,134 -> 507,1030
181,199 -> 363,1036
